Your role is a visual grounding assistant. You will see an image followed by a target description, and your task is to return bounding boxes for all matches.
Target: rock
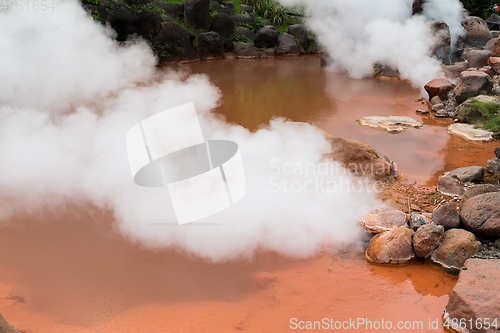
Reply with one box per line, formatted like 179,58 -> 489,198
232,14 -> 256,29
254,26 -> 279,48
424,78 -> 455,101
492,36 -> 500,57
460,192 -> 500,237
412,0 -> 425,15
357,116 -> 423,133
431,20 -> 451,64
258,17 -> 271,25
430,96 -> 442,105
175,2 -> 184,13
365,227 -> 415,264
408,212 -> 431,231
97,0 -> 162,41
224,39 -> 234,52
288,24 -> 308,50
233,42 -> 258,58
431,229 -> 481,272
486,158 -> 500,174
459,16 -> 494,49
438,175 -> 466,197
413,223 -> 445,258
194,31 -> 225,59
483,37 -> 497,51
0,313 -> 18,333
455,70 -> 493,104
446,166 -> 485,183
495,146 -> 500,159
488,56 -> 500,74
184,0 -> 211,31
442,61 -> 468,79
456,94 -> 500,123
461,184 -> 500,205
360,207 -> 408,233
276,33 -> 300,56
220,1 -> 234,15
235,26 -> 255,41
209,0 -> 219,11
260,48 -> 275,58
433,201 -> 460,230
487,13 -> 500,23
467,49 -> 492,68
444,258 -> 500,333
210,12 -> 236,40
327,135 -> 395,179
239,4 -> 253,13
154,1 -> 178,20
157,22 -> 200,62
448,123 -> 494,142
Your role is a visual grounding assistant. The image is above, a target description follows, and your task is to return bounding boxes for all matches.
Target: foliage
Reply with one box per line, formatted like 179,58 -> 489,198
459,99 -> 500,133
144,35 -> 171,58
244,0 -> 302,26
459,0 -> 497,19
233,34 -> 251,43
173,18 -> 199,34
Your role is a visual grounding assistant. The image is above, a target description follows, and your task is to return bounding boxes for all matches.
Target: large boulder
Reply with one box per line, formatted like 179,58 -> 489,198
0,313 -> 18,333
467,49 -> 492,68
153,1 -> 178,20
460,192 -> 500,238
488,56 -> 500,74
461,184 -> 499,205
239,4 -> 254,13
194,32 -> 225,59
276,33 -> 300,56
491,36 -> 500,57
442,61 -> 469,79
424,78 -> 455,101
459,16 -> 494,49
484,37 -> 497,51
360,207 -> 408,233
446,166 -> 485,183
433,202 -> 460,230
444,259 -> 500,333
157,22 -> 200,62
184,0 -> 211,31
97,0 -> 162,41
438,176 -> 466,197
233,42 -> 258,58
413,223 -> 445,258
288,24 -> 308,50
235,26 -> 256,41
457,95 -> 500,123
254,26 -> 279,48
430,20 -> 451,64
431,229 -> 481,272
365,227 -> 415,264
495,145 -> 500,159
454,70 -> 493,104
486,158 -> 500,174
210,12 -> 236,40
219,1 -> 235,15
327,136 -> 394,180
232,14 -> 256,29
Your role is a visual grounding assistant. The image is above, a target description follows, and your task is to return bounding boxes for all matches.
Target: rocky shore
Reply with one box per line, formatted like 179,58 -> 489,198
80,0 -> 320,62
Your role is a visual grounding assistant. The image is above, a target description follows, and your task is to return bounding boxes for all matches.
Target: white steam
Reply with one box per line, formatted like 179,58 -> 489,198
278,0 -> 466,88
0,0 -> 381,262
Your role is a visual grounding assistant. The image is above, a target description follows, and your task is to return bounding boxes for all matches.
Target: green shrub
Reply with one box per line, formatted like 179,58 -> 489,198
233,34 -> 251,43
144,35 -> 171,58
460,0 -> 496,19
459,99 -> 500,133
244,0 -> 302,26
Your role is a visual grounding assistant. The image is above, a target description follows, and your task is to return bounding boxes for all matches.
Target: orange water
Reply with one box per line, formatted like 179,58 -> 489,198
3,56 -> 493,332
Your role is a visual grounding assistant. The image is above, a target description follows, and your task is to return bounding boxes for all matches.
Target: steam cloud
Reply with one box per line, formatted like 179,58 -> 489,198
278,0 -> 466,88
0,0 -> 382,262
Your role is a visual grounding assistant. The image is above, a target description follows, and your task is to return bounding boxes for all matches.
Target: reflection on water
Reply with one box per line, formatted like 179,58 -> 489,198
183,56 -> 498,184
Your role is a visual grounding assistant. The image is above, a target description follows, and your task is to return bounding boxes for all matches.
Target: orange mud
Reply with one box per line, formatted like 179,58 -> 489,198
2,56 -> 494,332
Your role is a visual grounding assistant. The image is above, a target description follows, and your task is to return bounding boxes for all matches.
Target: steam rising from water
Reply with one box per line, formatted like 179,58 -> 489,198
278,0 -> 466,88
0,0 -> 382,262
